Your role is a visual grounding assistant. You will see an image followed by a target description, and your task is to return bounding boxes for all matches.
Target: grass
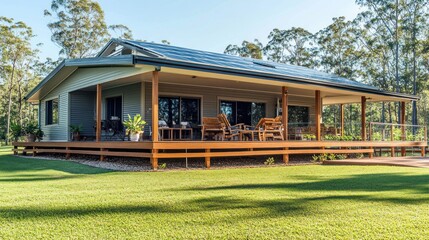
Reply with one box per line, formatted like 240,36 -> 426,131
1,146 -> 429,239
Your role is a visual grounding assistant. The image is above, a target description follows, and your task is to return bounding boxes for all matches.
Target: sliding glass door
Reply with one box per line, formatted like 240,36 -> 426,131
159,96 -> 201,127
220,100 -> 265,126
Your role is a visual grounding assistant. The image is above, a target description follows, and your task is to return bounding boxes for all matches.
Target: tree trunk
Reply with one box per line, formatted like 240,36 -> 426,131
5,59 -> 17,145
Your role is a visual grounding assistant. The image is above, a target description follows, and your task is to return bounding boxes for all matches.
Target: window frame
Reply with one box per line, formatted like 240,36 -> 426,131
158,93 -> 203,126
45,97 -> 59,126
218,97 -> 267,126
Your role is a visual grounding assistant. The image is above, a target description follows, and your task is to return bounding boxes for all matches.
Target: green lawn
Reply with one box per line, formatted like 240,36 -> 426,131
1,146 -> 428,239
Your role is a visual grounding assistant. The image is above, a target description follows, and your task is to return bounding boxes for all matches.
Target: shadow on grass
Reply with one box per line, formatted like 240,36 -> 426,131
184,173 -> 429,195
0,154 -> 111,181
0,204 -> 164,220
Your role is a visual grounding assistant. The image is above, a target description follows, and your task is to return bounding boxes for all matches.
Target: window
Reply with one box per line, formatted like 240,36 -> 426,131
220,100 -> 265,126
159,96 -> 201,126
288,106 -> 309,127
106,96 -> 123,120
45,98 -> 59,125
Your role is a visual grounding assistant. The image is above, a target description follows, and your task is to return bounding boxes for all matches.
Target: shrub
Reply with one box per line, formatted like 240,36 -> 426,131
264,157 -> 275,165
159,163 -> 167,169
336,154 -> 347,160
328,153 -> 336,160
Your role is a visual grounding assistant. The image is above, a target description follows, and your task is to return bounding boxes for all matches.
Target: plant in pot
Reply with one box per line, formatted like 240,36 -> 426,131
24,122 -> 38,142
123,114 -> 146,141
10,122 -> 23,142
69,124 -> 83,141
35,128 -> 44,142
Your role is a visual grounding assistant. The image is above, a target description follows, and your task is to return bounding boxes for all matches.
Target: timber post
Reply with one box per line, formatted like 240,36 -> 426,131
205,149 -> 211,169
151,71 -> 160,170
315,90 -> 321,141
400,101 -> 406,156
96,84 -> 102,142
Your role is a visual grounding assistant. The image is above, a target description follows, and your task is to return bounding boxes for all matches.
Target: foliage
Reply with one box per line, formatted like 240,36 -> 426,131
159,163 -> 167,169
264,157 -> 275,165
23,122 -> 38,135
9,122 -> 22,141
303,134 -> 316,141
327,153 -> 337,160
264,27 -> 317,67
311,153 -> 328,162
35,128 -> 44,142
323,134 -> 362,141
224,39 -> 263,59
69,124 -> 83,134
0,17 -> 40,144
44,0 -> 110,58
123,114 -> 146,134
336,154 -> 347,160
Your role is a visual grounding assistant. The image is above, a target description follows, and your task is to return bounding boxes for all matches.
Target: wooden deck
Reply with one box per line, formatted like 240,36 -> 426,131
323,156 -> 429,168
13,140 -> 427,170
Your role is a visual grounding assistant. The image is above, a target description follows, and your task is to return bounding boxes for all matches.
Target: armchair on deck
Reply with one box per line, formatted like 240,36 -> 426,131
201,117 -> 226,141
255,118 -> 284,141
217,113 -> 242,141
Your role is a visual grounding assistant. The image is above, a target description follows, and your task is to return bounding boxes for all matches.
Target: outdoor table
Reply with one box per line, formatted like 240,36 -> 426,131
160,128 -> 193,140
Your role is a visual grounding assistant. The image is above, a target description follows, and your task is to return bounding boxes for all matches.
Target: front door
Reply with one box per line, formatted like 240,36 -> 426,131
106,96 -> 122,120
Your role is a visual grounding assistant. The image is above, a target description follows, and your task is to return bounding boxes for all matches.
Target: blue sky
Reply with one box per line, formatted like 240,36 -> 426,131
0,0 -> 362,60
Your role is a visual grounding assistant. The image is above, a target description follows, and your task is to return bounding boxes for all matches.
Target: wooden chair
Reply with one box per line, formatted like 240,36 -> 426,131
201,117 -> 226,141
255,118 -> 284,141
217,113 -> 242,141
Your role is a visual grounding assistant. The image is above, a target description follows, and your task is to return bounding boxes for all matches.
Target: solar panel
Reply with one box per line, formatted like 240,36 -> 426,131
124,39 -> 378,91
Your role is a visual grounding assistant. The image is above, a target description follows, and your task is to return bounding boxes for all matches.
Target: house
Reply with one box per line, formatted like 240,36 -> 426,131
14,39 -> 427,169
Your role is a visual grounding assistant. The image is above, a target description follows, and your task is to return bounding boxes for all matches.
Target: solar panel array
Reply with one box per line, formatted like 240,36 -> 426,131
125,39 -> 378,91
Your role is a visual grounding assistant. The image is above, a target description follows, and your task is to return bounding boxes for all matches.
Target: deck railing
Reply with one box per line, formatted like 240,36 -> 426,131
369,122 -> 427,142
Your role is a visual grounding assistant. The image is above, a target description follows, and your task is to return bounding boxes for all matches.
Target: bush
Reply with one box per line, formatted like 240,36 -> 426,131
264,157 -> 275,165
159,163 -> 167,169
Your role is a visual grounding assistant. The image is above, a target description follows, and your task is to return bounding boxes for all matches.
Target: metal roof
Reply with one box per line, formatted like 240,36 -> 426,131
124,40 -> 376,89
112,39 -> 417,101
27,39 -> 418,102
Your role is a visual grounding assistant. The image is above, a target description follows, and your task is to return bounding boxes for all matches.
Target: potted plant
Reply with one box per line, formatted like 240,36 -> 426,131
123,114 -> 146,141
35,128 -> 44,142
24,122 -> 38,142
10,122 -> 23,142
69,124 -> 83,141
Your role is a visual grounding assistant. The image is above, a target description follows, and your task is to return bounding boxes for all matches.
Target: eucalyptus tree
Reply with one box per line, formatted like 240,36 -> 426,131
401,0 -> 429,126
109,24 -> 133,40
355,0 -> 406,123
0,17 -> 38,144
264,27 -> 317,67
316,17 -> 367,135
44,0 -> 110,58
224,39 -> 264,59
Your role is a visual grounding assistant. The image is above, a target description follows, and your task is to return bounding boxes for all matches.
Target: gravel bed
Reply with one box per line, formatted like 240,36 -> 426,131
18,153 -> 318,171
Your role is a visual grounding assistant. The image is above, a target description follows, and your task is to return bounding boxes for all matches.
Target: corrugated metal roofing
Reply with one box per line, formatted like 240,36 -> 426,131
122,39 -> 378,91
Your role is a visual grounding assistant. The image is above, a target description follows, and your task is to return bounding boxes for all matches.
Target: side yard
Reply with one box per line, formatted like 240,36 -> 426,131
0,146 -> 428,239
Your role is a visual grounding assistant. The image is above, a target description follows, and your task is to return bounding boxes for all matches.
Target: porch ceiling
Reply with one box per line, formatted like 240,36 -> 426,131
136,69 -> 414,104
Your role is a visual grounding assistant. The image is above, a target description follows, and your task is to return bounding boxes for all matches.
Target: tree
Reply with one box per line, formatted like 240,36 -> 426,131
0,17 -> 39,144
264,27 -> 317,67
109,24 -> 133,40
224,39 -> 263,59
316,17 -> 364,79
44,0 -> 110,58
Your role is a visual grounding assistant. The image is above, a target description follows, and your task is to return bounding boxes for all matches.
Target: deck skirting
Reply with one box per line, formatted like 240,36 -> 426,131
13,141 -> 427,170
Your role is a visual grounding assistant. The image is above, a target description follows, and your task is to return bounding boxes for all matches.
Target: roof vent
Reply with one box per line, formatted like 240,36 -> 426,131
252,61 -> 276,68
